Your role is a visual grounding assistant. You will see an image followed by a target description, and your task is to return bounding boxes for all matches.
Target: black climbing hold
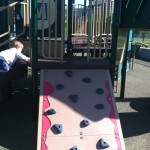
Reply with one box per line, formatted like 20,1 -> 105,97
99,138 -> 110,149
82,119 -> 90,127
96,88 -> 104,94
95,104 -> 105,110
82,78 -> 91,83
56,84 -> 64,90
69,95 -> 79,103
64,70 -> 73,77
71,146 -> 79,150
44,109 -> 56,115
54,124 -> 63,134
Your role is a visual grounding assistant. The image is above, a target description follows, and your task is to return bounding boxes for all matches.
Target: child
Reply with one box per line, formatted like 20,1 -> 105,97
0,40 -> 30,72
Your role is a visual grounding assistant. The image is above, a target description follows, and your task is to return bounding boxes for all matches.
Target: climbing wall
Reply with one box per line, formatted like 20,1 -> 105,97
37,69 -> 125,150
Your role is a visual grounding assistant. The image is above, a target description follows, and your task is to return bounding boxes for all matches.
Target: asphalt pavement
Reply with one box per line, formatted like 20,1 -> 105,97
0,58 -> 150,150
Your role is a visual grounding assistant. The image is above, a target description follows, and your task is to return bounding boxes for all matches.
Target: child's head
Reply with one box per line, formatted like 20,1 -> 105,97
10,40 -> 24,51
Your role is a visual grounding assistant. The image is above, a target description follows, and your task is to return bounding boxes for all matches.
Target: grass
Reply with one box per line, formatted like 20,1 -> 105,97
132,38 -> 150,47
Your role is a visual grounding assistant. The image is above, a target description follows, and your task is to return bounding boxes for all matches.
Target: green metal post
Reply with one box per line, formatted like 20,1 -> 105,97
110,0 -> 121,85
84,0 -> 86,8
31,0 -> 38,121
120,30 -> 130,98
67,0 -> 73,55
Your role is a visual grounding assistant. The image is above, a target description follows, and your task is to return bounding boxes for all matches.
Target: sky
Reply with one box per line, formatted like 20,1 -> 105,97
74,0 -> 84,4
65,0 -> 86,5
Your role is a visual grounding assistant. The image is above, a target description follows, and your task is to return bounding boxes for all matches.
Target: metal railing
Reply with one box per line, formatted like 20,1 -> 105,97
0,1 -> 28,47
87,0 -> 114,61
72,4 -> 88,35
39,0 -> 65,61
0,0 -> 114,62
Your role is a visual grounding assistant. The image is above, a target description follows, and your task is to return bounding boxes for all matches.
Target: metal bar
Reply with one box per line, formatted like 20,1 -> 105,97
87,0 -> 92,62
120,30 -> 130,98
55,0 -> 58,57
67,0 -> 73,54
110,1 -> 114,34
72,4 -> 75,34
40,1 -> 65,60
41,0 -> 45,57
61,0 -> 65,62
23,4 -> 26,29
0,2 -> 18,11
31,0 -> 38,121
66,4 -> 68,38
28,0 -> 32,57
72,4 -> 74,34
98,0 -> 104,57
134,0 -> 146,21
48,0 -> 51,57
84,0 -> 86,34
0,26 -> 10,38
105,0 -> 111,56
93,0 -> 98,57
110,0 -> 121,87
0,2 -> 27,47
0,3 -> 10,38
0,2 -> 18,38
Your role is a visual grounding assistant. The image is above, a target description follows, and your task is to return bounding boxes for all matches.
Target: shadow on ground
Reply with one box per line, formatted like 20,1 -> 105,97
0,77 -> 37,150
116,97 -> 150,138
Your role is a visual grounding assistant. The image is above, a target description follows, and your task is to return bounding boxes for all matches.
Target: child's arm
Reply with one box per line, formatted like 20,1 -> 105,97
16,52 -> 30,62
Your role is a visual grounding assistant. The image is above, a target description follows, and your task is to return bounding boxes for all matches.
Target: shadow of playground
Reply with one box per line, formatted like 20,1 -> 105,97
116,97 -> 150,138
0,79 -> 37,150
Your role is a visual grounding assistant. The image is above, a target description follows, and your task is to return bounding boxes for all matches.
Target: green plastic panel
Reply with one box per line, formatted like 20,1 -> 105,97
117,29 -> 128,48
120,0 -> 150,29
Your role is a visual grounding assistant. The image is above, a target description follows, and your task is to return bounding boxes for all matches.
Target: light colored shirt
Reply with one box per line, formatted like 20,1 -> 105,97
0,48 -> 30,66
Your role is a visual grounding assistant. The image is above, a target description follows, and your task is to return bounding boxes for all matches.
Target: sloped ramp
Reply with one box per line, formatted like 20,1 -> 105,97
37,69 -> 125,150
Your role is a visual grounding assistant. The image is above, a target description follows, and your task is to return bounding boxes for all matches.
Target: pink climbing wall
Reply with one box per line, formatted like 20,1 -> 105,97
37,69 -> 125,150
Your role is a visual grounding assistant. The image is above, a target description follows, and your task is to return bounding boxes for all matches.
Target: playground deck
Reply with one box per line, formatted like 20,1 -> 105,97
0,58 -> 150,150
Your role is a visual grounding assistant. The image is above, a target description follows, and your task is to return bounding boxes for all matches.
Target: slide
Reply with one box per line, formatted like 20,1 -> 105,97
37,69 -> 125,150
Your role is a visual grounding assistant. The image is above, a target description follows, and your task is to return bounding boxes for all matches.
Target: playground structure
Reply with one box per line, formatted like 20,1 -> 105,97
0,0 -> 115,60
71,0 -> 114,36
0,1 -> 125,150
69,0 -> 114,59
0,0 -> 150,150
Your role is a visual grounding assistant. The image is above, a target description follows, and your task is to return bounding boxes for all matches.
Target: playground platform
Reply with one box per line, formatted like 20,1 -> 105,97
0,58 -> 150,150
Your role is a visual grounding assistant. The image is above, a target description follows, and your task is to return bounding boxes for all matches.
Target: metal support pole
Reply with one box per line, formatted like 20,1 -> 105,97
110,0 -> 121,86
84,0 -> 86,33
31,0 -> 38,121
120,30 -> 130,98
67,0 -> 73,55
